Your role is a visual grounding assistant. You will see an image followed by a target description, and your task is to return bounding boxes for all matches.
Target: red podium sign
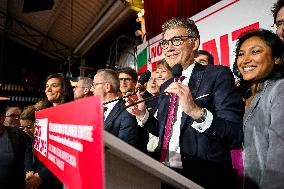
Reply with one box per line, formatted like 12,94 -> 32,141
34,96 -> 104,189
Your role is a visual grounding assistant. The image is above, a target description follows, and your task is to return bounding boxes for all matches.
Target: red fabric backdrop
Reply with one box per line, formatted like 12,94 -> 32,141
144,0 -> 221,39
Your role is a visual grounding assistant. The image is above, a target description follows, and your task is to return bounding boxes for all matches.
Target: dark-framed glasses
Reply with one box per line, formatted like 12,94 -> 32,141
92,82 -> 105,88
19,125 -> 34,130
159,35 -> 191,49
272,20 -> 284,29
119,78 -> 133,82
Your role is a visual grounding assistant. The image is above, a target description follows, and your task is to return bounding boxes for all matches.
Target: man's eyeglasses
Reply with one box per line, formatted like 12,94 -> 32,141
159,35 -> 192,49
19,125 -> 34,130
272,20 -> 284,29
119,78 -> 133,82
92,82 -> 105,88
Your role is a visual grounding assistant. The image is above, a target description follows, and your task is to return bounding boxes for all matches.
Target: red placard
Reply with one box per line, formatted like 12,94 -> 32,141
34,96 -> 104,189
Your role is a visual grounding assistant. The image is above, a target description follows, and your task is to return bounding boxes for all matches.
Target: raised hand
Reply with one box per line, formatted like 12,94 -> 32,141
165,81 -> 201,120
125,91 -> 147,120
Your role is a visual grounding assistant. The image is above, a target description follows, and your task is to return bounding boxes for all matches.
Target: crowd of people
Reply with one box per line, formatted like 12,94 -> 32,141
1,0 -> 284,188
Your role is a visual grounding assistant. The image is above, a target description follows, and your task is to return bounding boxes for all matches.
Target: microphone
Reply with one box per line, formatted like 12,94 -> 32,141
105,64 -> 183,126
135,70 -> 151,92
124,64 -> 183,111
172,64 -> 183,82
103,70 -> 152,105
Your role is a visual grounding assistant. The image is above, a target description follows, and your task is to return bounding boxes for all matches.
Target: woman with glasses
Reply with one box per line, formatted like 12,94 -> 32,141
19,105 -> 36,137
233,29 -> 284,189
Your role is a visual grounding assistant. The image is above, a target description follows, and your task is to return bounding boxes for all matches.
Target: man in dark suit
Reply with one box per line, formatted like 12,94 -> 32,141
0,124 -> 32,189
126,18 -> 243,189
91,69 -> 140,147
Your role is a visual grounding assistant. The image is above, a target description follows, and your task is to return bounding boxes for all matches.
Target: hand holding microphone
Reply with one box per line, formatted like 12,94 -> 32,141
125,64 -> 183,119
135,70 -> 151,92
164,64 -> 201,119
125,91 -> 147,120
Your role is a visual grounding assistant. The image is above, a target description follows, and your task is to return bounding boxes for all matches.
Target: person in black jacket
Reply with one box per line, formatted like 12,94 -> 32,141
0,124 -> 32,189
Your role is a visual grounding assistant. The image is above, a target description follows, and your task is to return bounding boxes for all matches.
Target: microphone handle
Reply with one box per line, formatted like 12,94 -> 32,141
124,92 -> 166,110
103,92 -> 135,105
103,85 -> 148,105
104,92 -> 167,131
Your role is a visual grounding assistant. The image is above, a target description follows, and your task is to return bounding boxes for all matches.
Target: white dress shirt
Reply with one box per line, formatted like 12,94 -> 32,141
104,99 -> 119,120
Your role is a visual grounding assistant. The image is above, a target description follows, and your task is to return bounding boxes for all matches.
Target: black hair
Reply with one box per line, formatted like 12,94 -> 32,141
195,50 -> 214,65
233,29 -> 284,98
271,0 -> 284,23
44,73 -> 74,106
117,67 -> 138,83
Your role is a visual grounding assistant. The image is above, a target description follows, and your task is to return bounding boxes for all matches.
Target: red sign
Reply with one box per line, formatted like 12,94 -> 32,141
34,96 -> 104,189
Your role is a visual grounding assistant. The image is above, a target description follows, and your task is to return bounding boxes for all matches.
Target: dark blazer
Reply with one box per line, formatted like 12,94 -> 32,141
144,63 -> 244,188
0,126 -> 33,189
104,99 -> 143,148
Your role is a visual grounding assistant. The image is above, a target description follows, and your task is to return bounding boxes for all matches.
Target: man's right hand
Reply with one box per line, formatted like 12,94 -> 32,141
125,91 -> 147,120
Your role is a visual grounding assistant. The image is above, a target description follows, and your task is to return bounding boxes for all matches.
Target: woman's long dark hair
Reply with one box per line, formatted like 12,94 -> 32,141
233,29 -> 284,98
43,73 -> 74,108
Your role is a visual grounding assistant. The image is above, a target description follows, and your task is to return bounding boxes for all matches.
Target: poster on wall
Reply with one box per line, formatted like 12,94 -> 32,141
136,0 -> 277,73
34,96 -> 104,189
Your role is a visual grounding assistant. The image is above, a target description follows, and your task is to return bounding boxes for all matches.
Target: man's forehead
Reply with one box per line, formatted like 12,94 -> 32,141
197,54 -> 208,59
119,73 -> 132,79
77,79 -> 84,84
94,72 -> 103,80
163,27 -> 187,37
277,7 -> 284,20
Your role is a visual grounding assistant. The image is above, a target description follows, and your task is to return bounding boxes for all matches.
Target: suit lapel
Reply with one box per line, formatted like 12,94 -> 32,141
181,63 -> 205,130
104,100 -> 122,131
159,78 -> 173,116
243,81 -> 269,127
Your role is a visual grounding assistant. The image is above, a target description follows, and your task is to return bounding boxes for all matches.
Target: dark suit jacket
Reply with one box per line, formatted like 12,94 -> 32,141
144,64 -> 244,188
104,99 -> 143,148
0,126 -> 33,189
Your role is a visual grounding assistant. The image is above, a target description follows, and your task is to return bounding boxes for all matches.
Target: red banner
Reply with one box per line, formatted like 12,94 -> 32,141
34,96 -> 104,189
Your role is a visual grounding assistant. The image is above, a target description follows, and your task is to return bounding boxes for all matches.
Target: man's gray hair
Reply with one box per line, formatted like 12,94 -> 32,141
78,77 -> 93,88
162,17 -> 200,39
97,69 -> 120,92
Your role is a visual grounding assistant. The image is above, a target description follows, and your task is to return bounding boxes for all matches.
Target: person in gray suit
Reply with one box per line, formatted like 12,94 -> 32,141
233,29 -> 284,189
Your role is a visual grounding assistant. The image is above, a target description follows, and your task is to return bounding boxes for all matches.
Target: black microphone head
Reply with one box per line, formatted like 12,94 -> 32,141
138,70 -> 151,85
172,64 -> 183,79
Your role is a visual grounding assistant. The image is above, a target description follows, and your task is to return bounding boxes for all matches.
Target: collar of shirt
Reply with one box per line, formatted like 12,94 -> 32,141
181,62 -> 195,84
104,98 -> 119,120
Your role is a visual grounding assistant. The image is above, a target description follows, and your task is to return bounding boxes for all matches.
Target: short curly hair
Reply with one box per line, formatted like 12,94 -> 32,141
162,17 -> 200,39
271,0 -> 284,23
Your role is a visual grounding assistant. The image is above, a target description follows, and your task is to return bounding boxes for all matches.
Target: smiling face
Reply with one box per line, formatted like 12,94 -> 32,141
163,26 -> 199,70
155,65 -> 172,87
45,78 -> 63,104
236,36 -> 280,83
